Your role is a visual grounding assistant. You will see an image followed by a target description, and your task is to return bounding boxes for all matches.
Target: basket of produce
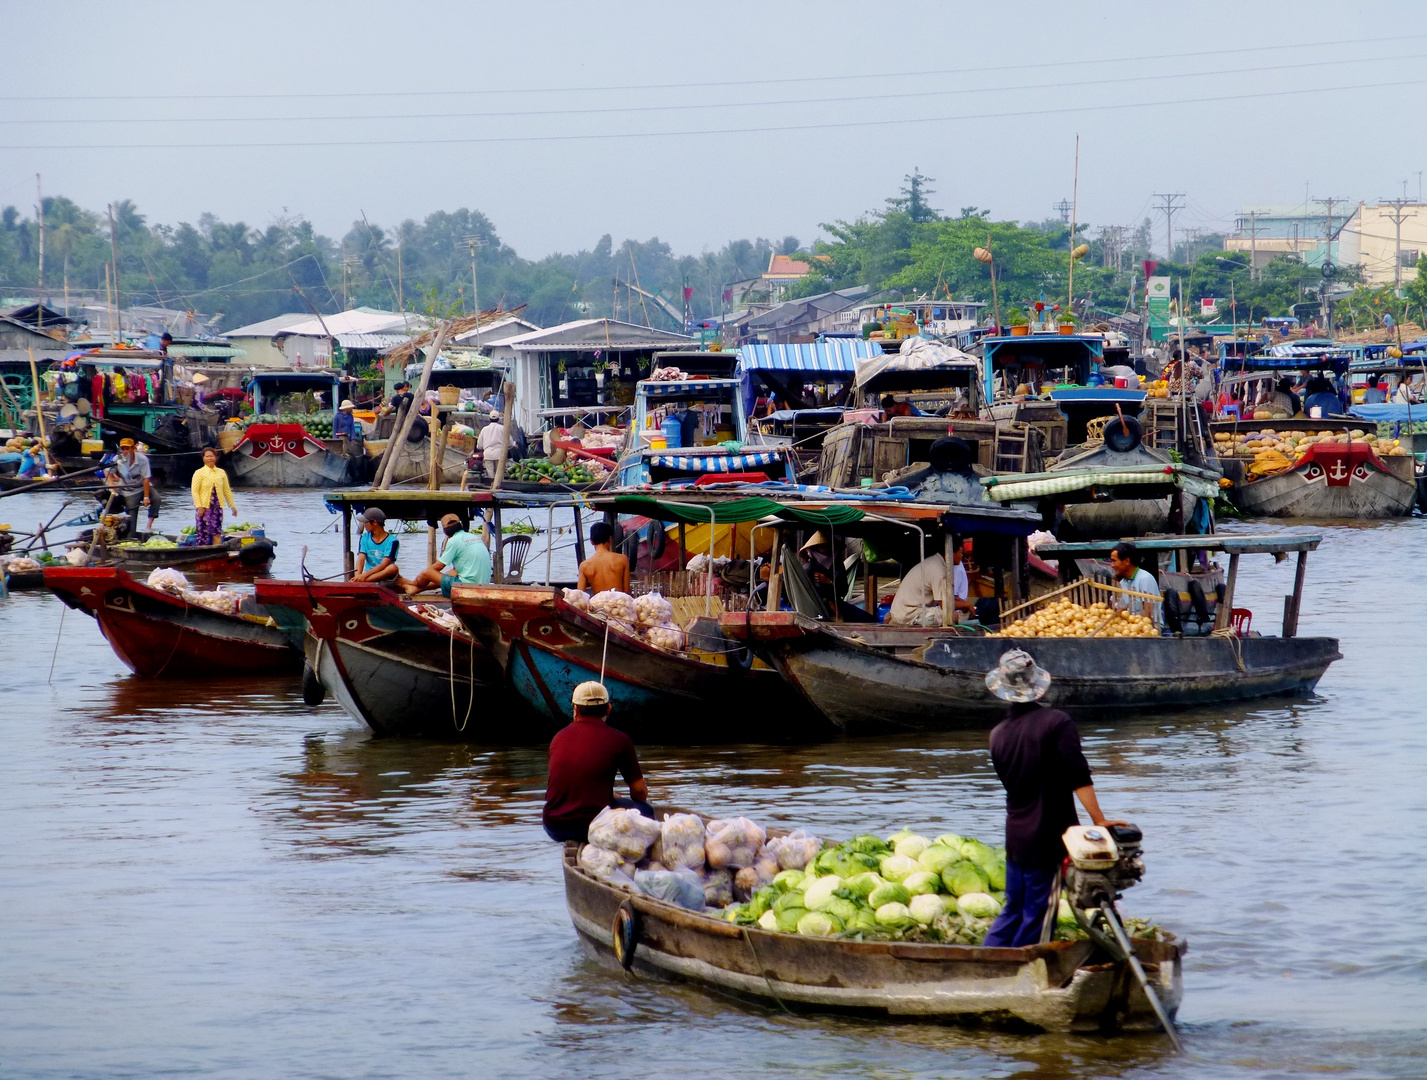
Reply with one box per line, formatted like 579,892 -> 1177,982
992,579 -> 1160,637
503,457 -> 609,488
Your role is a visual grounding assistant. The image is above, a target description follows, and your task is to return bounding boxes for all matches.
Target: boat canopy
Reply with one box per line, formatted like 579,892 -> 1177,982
981,333 -> 1105,403
982,463 -> 1222,502
323,487 -> 577,523
1038,532 -> 1323,557
740,340 -> 883,376
854,336 -> 977,393
595,493 -> 864,527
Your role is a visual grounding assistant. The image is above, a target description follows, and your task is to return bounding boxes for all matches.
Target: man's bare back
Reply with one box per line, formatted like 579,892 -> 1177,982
579,547 -> 629,594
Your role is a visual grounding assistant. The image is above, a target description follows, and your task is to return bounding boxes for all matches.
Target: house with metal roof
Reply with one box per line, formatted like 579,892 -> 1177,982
483,318 -> 697,433
224,308 -> 423,369
728,286 -> 869,346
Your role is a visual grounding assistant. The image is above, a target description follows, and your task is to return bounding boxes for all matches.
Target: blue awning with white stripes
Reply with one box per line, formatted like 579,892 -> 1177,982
738,340 -> 883,375
648,451 -> 782,472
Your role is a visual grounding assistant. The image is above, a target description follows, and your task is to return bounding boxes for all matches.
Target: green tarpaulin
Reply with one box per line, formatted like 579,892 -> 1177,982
605,495 -> 864,528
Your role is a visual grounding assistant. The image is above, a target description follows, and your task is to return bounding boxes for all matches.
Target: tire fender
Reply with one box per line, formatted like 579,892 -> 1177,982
612,900 -> 639,970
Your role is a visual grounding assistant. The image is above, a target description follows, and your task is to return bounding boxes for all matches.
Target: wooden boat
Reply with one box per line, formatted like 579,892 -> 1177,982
1224,436 -> 1415,518
562,843 -> 1183,1032
228,423 -> 361,487
255,578 -> 515,739
44,565 -> 300,677
449,584 -> 826,740
105,534 -> 276,574
722,532 -> 1340,734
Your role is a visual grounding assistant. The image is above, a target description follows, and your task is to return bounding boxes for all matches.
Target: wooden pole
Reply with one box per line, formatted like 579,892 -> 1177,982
1215,553 -> 1240,631
375,319 -> 453,489
36,174 -> 44,318
27,347 -> 55,475
1284,550 -> 1308,638
986,232 -> 1001,331
942,530 -> 955,627
342,506 -> 354,579
427,415 -> 448,491
767,527 -> 783,612
490,378 -> 516,492
573,504 -> 587,565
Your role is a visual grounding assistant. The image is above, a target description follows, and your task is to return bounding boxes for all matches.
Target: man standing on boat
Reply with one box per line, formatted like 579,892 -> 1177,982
543,681 -> 652,843
578,522 -> 630,594
106,438 -> 159,534
982,650 -> 1121,948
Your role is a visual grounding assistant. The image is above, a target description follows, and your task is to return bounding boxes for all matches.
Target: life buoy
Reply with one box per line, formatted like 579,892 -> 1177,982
612,901 -> 639,970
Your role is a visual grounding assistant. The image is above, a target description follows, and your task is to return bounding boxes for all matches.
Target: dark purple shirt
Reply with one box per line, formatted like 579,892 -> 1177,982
989,703 -> 1093,866
543,717 -> 643,829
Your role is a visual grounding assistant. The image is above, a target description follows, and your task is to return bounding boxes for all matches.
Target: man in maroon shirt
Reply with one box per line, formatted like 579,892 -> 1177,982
542,681 -> 653,843
981,649 -> 1121,948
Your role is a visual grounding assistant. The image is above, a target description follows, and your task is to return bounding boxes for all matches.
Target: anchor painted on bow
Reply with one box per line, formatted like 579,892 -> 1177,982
1328,459 -> 1349,481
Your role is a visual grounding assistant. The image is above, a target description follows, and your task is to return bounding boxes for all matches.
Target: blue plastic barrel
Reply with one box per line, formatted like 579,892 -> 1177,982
661,415 -> 683,449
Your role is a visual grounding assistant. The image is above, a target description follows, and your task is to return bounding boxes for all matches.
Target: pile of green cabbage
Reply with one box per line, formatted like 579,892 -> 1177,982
721,827 -> 1022,945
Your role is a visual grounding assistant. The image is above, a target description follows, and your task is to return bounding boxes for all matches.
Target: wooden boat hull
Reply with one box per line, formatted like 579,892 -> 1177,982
44,565 -> 299,678
1226,450 -> 1415,518
563,848 -> 1182,1032
255,579 -> 522,740
722,615 -> 1341,734
108,536 -> 276,575
372,435 -> 469,486
450,585 -> 829,740
228,437 -> 357,487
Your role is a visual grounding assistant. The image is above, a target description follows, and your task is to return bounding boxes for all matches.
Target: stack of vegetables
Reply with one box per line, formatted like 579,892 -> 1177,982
563,588 -> 686,651
1213,428 -> 1408,478
504,458 -> 603,484
117,535 -> 178,550
578,813 -> 1107,944
240,412 -> 333,437
989,599 -> 1157,639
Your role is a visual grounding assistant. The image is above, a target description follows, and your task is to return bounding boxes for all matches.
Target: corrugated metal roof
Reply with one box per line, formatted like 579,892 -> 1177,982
335,332 -> 411,350
502,318 -> 693,351
739,339 -> 884,374
223,313 -> 314,338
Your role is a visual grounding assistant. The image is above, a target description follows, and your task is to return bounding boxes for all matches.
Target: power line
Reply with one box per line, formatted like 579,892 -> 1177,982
1379,196 -> 1418,290
4,33 -> 1417,104
13,52 -> 1414,127
5,75 -> 1424,152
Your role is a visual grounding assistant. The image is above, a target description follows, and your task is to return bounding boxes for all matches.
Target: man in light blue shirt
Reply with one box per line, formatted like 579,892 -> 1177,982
401,513 -> 491,597
1109,541 -> 1160,621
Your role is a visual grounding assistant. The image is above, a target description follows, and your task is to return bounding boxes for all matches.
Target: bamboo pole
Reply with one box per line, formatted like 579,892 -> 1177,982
27,347 -> 55,475
375,319 -> 453,490
490,379 -> 516,492
1067,135 -> 1080,314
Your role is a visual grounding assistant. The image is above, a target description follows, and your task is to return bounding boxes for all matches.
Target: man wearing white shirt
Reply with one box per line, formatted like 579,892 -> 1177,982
888,548 -> 972,625
477,419 -> 507,479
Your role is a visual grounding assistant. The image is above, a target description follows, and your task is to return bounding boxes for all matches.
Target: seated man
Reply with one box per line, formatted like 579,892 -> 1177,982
1361,380 -> 1388,405
352,507 -> 400,584
543,682 -> 651,843
400,513 -> 491,596
1302,377 -> 1343,417
578,522 -> 630,594
1108,541 -> 1159,618
887,547 -> 973,625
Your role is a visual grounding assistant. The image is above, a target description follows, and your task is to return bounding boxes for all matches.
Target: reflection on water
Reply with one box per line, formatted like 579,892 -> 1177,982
0,491 -> 1424,1078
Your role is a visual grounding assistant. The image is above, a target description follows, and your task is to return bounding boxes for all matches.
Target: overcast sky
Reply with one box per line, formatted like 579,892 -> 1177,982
3,0 -> 1424,259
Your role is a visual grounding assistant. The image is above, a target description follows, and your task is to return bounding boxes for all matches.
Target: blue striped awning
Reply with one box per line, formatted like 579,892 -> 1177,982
640,378 -> 740,396
648,451 -> 781,472
739,340 -> 883,375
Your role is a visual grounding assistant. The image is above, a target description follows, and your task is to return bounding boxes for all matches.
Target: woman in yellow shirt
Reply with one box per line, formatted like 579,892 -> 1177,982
191,447 -> 237,545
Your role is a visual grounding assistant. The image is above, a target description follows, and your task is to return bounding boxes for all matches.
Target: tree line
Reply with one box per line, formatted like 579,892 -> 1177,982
2,174 -> 1418,335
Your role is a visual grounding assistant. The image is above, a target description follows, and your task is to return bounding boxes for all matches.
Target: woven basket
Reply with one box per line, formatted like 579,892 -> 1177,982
437,385 -> 461,406
217,425 -> 244,452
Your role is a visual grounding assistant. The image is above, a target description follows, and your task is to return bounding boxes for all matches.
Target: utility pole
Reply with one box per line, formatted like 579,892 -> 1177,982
1053,198 -> 1073,224
107,203 -> 122,343
35,175 -> 45,323
1183,227 -> 1206,264
1100,225 -> 1125,271
464,236 -> 485,316
1380,196 -> 1418,292
1153,193 -> 1186,262
1312,196 -> 1348,270
1249,211 -> 1258,282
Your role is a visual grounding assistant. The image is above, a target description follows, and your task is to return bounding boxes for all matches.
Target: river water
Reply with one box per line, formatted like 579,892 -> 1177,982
2,490 -> 1424,1079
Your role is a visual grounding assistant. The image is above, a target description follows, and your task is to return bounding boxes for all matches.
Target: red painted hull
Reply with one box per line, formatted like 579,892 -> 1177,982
44,566 -> 300,678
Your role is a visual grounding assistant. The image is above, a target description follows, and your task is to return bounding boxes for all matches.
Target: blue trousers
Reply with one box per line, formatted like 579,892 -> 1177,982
982,858 -> 1059,948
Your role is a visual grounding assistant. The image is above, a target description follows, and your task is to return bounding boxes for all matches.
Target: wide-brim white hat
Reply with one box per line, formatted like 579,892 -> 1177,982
985,648 -> 1052,703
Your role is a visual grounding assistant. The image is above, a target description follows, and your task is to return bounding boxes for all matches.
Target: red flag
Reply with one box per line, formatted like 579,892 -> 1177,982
683,287 -> 694,302
1142,260 -> 1158,278
722,288 -> 733,304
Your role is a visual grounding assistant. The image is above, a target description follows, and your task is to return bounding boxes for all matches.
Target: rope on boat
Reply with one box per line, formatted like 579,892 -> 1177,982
153,601 -> 193,678
740,927 -> 792,1015
449,622 -> 477,734
47,605 -> 66,683
1211,626 -> 1247,673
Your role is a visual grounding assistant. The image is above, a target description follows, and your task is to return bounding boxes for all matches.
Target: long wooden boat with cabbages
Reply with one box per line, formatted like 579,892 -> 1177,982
722,532 -> 1340,733
44,565 -> 300,677
255,487 -> 579,739
562,842 -> 1182,1032
101,534 -> 277,575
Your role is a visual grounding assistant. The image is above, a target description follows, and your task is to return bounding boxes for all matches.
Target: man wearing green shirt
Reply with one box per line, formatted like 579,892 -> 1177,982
400,513 -> 492,597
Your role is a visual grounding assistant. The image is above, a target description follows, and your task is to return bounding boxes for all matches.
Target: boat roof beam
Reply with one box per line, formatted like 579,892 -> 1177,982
1038,533 -> 1322,557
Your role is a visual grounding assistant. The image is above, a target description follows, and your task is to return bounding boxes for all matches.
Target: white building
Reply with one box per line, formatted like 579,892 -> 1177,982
1337,201 -> 1427,287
